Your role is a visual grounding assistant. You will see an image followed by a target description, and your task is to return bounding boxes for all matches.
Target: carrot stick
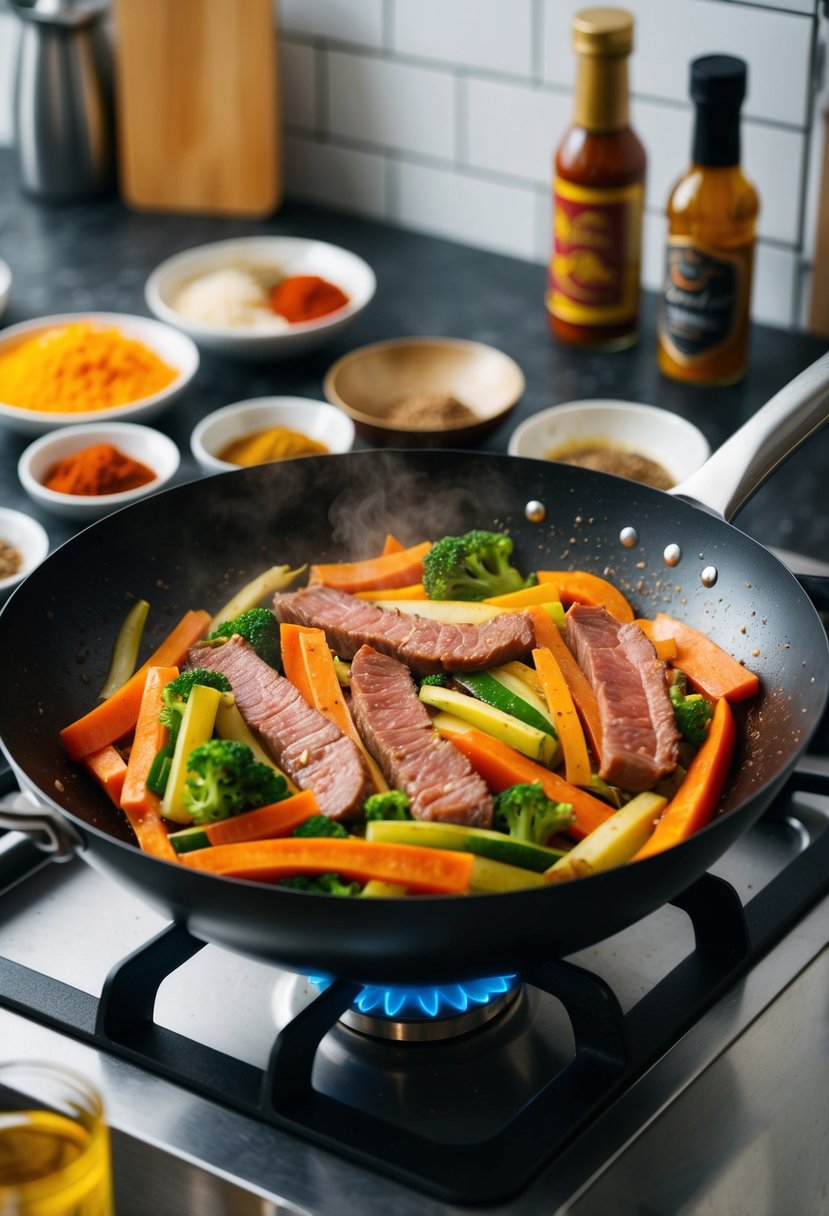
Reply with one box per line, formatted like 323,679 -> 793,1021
202,790 -> 321,846
308,541 -> 432,593
532,646 -> 592,787
60,609 -> 211,760
180,837 -> 475,894
632,698 -> 735,861
445,726 -> 613,839
637,614 -> 760,702
529,606 -> 603,759
279,623 -> 315,704
118,665 -> 179,861
81,745 -> 127,806
537,570 -> 634,623
355,584 -> 427,601
381,534 -> 405,554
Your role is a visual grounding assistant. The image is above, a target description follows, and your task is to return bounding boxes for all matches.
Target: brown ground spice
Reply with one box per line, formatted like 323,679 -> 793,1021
0,537 -> 23,579
384,392 -> 478,430
549,445 -> 674,489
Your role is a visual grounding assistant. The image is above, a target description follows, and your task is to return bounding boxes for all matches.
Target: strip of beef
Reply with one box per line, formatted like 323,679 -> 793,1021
564,604 -> 680,792
273,585 -> 533,676
188,635 -> 370,820
349,645 -> 493,828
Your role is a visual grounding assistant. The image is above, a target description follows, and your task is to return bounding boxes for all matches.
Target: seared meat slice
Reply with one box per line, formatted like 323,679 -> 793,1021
188,635 -> 370,820
564,604 -> 680,791
349,645 -> 493,828
273,585 -> 533,676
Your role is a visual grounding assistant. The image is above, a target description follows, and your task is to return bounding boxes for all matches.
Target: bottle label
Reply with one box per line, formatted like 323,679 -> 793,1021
547,178 -> 644,327
660,238 -> 748,363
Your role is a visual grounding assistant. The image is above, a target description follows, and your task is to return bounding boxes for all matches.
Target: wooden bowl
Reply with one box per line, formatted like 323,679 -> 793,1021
323,337 -> 525,447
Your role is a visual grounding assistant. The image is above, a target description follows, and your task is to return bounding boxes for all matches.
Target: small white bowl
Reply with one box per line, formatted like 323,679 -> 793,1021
145,236 -> 376,361
0,507 -> 49,602
0,258 -> 10,322
191,396 -> 356,474
0,312 -> 199,437
18,422 -> 181,521
507,400 -> 711,488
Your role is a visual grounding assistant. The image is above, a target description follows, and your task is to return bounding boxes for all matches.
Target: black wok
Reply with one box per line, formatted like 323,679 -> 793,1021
1,356 -> 828,986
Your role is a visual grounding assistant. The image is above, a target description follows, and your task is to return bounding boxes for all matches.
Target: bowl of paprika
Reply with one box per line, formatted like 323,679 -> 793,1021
18,422 -> 181,521
144,236 -> 376,360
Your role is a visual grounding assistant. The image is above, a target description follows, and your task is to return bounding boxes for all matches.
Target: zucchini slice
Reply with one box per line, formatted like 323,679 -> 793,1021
366,818 -> 565,873
419,685 -> 558,765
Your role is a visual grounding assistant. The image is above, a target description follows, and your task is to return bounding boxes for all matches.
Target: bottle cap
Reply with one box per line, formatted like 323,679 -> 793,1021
572,7 -> 634,57
690,55 -> 747,107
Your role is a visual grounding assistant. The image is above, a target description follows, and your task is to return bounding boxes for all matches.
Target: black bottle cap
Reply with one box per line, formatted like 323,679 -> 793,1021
690,55 -> 747,108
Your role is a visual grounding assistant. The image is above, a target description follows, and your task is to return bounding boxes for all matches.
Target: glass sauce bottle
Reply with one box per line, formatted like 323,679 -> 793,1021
658,56 -> 759,385
547,7 -> 646,351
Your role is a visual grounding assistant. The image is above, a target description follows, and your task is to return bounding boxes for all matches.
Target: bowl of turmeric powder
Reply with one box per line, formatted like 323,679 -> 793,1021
18,421 -> 181,521
0,312 -> 199,436
190,397 -> 355,474
145,237 -> 376,360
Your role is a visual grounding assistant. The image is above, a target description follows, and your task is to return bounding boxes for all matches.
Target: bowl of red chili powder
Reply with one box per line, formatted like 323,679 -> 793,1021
145,237 -> 376,360
18,422 -> 181,521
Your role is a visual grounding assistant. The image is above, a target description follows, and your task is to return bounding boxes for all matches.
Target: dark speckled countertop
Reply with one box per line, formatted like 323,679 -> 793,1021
1,152 -> 828,563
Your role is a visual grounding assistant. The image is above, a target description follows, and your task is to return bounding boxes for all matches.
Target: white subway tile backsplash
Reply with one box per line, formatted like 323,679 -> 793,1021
543,0 -> 815,128
393,160 -> 537,259
278,0 -> 384,49
465,77 -> 570,184
280,41 -> 317,131
327,49 -> 456,161
392,0 -> 534,78
283,134 -> 388,217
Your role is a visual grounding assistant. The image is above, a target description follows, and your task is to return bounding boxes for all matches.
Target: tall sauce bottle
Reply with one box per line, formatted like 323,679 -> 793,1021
547,7 -> 646,351
658,56 -> 759,385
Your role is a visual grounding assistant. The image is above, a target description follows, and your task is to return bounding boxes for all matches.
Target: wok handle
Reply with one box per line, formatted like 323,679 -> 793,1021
0,790 -> 82,861
669,349 -> 829,523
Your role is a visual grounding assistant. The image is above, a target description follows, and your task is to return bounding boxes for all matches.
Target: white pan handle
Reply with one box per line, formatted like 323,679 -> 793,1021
669,349 -> 829,523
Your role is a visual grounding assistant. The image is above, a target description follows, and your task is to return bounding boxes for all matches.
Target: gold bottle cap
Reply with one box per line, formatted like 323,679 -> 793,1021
572,7 -> 634,57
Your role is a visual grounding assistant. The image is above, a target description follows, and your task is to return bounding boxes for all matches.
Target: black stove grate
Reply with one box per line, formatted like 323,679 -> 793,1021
1,763 -> 828,1204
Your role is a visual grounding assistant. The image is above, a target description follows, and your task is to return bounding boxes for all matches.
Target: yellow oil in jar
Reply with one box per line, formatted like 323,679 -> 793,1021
0,1109 -> 112,1215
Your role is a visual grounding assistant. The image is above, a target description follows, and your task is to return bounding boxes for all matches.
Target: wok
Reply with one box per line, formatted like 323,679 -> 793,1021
1,355 -> 828,986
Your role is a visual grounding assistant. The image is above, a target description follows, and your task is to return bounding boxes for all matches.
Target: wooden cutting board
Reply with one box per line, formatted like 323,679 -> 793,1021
114,0 -> 281,217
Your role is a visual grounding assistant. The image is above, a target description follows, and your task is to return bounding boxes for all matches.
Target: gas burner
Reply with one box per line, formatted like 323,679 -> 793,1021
274,972 -> 522,1042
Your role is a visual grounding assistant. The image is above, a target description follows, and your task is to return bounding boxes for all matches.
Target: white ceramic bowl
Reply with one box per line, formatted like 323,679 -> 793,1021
191,396 -> 356,474
145,236 -> 376,360
0,507 -> 49,602
0,257 -> 10,322
507,400 -> 711,488
0,311 -> 199,437
18,422 -> 181,521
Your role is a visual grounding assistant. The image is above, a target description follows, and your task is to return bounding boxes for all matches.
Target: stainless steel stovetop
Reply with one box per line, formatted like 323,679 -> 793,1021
1,757 -> 827,1216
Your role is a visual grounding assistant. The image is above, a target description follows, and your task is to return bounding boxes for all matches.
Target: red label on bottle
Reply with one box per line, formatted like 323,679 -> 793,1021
547,178 -> 643,327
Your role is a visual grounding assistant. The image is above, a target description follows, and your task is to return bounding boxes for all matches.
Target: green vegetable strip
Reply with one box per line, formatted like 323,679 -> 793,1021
98,599 -> 150,700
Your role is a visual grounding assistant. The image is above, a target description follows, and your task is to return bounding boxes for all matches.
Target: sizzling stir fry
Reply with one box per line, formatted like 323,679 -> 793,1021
59,531 -> 759,896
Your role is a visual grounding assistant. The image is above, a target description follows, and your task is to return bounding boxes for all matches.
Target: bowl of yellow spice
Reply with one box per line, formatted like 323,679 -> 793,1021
0,312 -> 199,436
190,397 -> 356,474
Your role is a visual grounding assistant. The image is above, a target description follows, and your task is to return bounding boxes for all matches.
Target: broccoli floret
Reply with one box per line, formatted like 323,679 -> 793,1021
493,782 -> 574,845
209,608 -> 279,667
363,790 -> 411,821
280,873 -> 362,896
422,530 -> 536,602
182,738 -> 288,825
420,672 -> 450,687
292,814 -> 350,838
669,685 -> 714,746
159,669 -> 232,746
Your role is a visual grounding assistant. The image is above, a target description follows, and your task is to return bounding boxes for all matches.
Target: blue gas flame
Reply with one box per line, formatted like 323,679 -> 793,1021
309,974 -> 517,1020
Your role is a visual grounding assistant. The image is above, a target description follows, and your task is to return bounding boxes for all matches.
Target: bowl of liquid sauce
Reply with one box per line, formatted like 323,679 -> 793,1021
190,396 -> 356,474
507,399 -> 711,489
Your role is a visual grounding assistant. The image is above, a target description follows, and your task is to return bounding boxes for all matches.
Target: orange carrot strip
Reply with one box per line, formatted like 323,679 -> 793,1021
119,665 -> 179,861
309,541 -> 432,593
82,745 -> 127,806
204,791 -> 321,846
60,609 -> 211,760
446,726 -> 613,840
180,837 -> 474,894
280,623 -> 315,704
537,570 -> 634,623
529,606 -> 603,760
381,534 -> 405,555
632,698 -> 735,861
532,646 -> 592,787
355,584 -> 427,601
637,613 -> 760,702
